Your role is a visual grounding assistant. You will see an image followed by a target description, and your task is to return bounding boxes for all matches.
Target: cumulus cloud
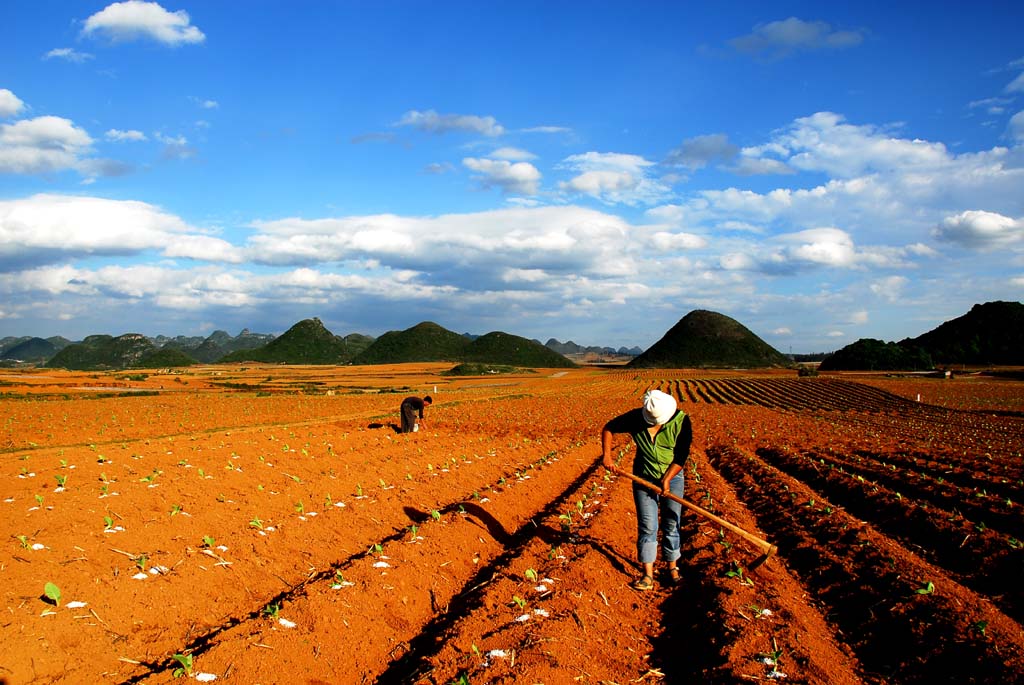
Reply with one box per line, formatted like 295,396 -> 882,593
773,112 -> 950,179
932,210 -> 1023,250
0,89 -> 26,118
730,155 -> 795,176
649,231 -> 707,251
717,227 -> 920,274
246,205 -> 634,285
665,133 -> 738,170
1006,72 -> 1024,94
396,109 -> 505,137
105,128 -> 147,142
729,17 -> 865,59
0,194 -> 239,269
462,157 -> 541,195
490,147 -> 536,161
0,116 -> 93,174
1010,111 -> 1024,144
44,48 -> 94,63
82,1 -> 206,45
559,152 -> 672,206
870,275 -> 908,301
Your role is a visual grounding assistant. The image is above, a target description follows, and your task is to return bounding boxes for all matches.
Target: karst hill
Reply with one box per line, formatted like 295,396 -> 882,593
628,309 -> 790,369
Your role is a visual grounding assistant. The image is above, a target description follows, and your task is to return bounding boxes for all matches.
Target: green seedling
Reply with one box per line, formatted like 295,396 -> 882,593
512,596 -> 527,609
294,501 -> 305,515
263,602 -> 280,619
285,473 -> 301,483
171,653 -> 193,678
54,474 -> 67,488
135,554 -> 148,572
915,581 -> 935,595
249,516 -> 264,530
972,619 -> 988,637
725,562 -> 754,586
409,524 -> 418,538
17,534 -> 29,549
103,516 -> 114,530
525,568 -> 538,582
202,535 -> 215,548
431,509 -> 441,521
323,493 -> 333,507
35,494 -> 44,507
170,504 -> 183,516
44,582 -> 61,606
379,478 -> 387,488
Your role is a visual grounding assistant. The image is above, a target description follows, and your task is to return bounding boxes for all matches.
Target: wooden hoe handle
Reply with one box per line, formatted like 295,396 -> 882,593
619,471 -> 777,559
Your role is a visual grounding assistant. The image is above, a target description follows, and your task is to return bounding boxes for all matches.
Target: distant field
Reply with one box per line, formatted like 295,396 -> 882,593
1,365 -> 1022,684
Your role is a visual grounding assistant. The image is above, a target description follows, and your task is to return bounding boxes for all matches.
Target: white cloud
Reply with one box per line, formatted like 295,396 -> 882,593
0,116 -> 93,174
729,17 -> 865,59
870,276 -> 908,301
247,205 -> 633,283
490,147 -> 536,161
730,156 -> 795,176
849,309 -> 869,324
1006,72 -> 1024,94
0,89 -> 26,118
1009,111 -> 1024,144
772,327 -> 792,336
43,48 -> 94,63
105,129 -> 147,142
665,134 -> 738,169
932,210 -> 1023,250
396,110 -> 505,137
775,112 -> 950,179
0,194 -> 238,266
559,152 -> 672,206
82,1 -> 206,45
462,157 -> 541,195
649,231 -> 707,251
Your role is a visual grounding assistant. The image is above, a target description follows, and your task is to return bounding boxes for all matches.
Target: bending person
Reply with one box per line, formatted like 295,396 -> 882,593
601,389 -> 692,590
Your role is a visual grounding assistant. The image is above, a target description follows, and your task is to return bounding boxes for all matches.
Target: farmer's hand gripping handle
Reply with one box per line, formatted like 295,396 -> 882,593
618,470 -> 777,562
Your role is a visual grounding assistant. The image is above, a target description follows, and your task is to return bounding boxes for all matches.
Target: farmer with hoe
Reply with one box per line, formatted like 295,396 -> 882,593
601,388 -> 692,590
399,395 -> 432,434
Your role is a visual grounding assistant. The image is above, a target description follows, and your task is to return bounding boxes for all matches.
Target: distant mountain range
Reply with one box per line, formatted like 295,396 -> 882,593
5,300 -> 1019,371
820,301 -> 1024,370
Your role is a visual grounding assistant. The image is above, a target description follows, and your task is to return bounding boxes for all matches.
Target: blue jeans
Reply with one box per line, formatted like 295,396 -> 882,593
632,473 -> 685,564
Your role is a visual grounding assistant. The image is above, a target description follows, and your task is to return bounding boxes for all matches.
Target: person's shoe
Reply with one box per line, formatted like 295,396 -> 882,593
665,566 -> 681,587
631,575 -> 655,591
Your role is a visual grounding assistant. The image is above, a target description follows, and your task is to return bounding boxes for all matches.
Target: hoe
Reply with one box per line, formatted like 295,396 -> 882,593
620,471 -> 778,570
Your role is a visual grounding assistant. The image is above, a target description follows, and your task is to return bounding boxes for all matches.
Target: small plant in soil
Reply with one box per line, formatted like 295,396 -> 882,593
43,582 -> 61,606
972,619 -> 988,637
725,561 -> 754,586
170,504 -> 183,516
525,568 -> 538,582
17,535 -> 29,549
202,535 -> 215,547
54,474 -> 67,488
511,596 -> 527,609
431,509 -> 441,521
34,494 -> 44,507
171,653 -> 193,678
294,501 -> 305,515
103,516 -> 114,530
915,580 -> 935,595
249,516 -> 264,530
263,602 -> 280,619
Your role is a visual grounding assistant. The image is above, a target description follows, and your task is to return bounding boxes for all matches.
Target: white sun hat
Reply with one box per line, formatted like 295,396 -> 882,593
641,389 -> 677,425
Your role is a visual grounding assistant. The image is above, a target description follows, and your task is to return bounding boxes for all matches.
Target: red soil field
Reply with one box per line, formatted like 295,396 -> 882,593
1,364 -> 1022,684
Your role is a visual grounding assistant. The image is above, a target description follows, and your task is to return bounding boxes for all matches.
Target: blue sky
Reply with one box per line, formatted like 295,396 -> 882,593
2,1 -> 1023,352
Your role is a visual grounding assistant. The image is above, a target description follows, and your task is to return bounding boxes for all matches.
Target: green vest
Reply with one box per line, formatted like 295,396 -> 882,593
632,410 -> 687,482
